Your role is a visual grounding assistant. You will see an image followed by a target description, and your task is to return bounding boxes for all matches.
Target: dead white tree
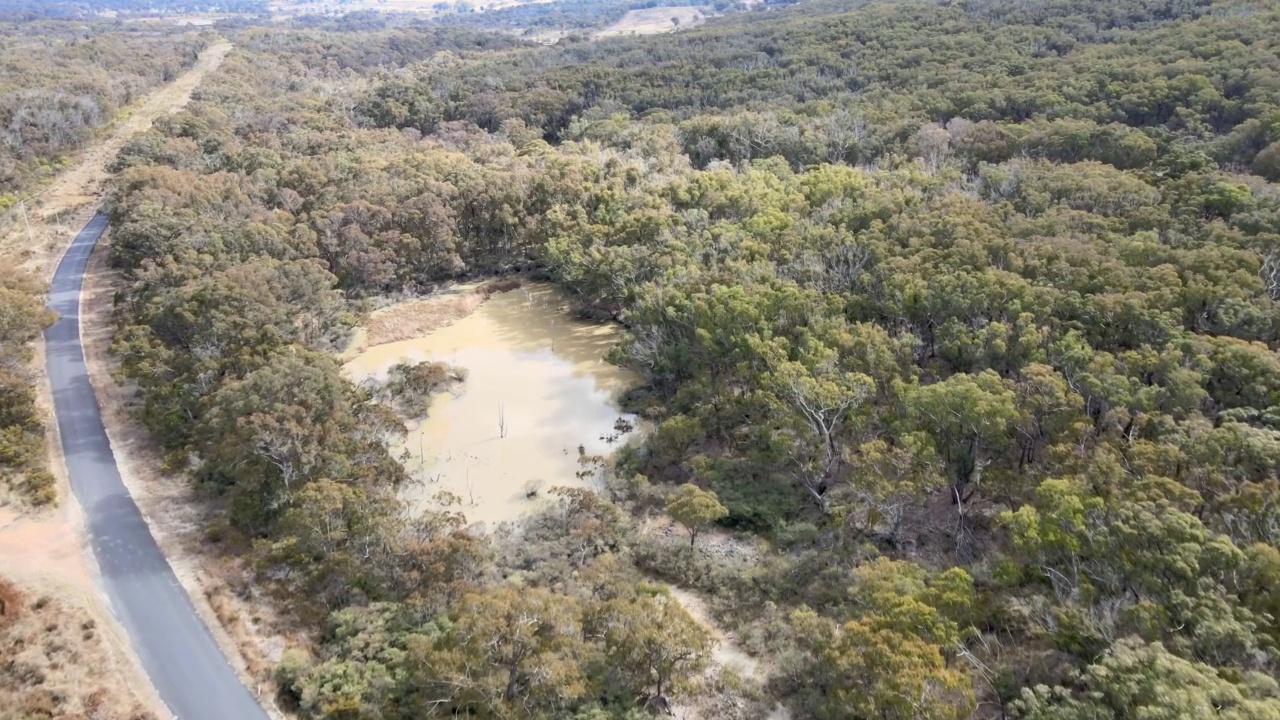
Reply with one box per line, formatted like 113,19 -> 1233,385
822,109 -> 868,165
1261,248 -> 1280,302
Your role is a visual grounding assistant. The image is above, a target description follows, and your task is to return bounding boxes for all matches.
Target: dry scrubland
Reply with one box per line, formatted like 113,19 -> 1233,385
95,2 -> 1280,717
0,576 -> 157,720
0,41 -> 232,277
7,0 -> 1280,718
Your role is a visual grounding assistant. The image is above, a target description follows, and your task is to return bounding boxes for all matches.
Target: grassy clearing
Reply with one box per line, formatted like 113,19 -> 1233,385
597,6 -> 706,37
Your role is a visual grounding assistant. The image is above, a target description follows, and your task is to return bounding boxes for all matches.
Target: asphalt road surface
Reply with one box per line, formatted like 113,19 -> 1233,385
45,213 -> 270,720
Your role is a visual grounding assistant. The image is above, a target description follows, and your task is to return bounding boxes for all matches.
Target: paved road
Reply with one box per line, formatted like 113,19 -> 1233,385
45,213 -> 270,720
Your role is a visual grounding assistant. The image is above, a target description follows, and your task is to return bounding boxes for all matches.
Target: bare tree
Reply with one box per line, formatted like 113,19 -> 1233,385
914,123 -> 953,174
822,109 -> 868,165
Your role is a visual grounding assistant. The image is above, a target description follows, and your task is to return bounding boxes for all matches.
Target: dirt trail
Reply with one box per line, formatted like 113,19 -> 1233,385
643,517 -> 792,720
667,586 -> 763,679
665,586 -> 792,720
0,39 -> 233,719
0,40 -> 233,278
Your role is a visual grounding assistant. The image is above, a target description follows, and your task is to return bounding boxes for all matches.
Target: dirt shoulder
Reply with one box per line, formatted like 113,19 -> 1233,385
0,506 -> 164,720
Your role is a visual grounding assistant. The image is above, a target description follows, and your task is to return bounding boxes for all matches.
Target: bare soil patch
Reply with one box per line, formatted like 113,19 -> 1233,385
664,581 -> 789,720
666,585 -> 792,720
348,278 -> 524,354
668,586 -> 763,679
359,287 -> 488,350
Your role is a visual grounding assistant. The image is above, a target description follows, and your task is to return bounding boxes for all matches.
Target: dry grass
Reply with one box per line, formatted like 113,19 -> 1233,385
0,458 -> 165,718
0,572 -> 160,720
353,278 -> 523,351
597,6 -> 706,37
126,15 -> 230,26
363,291 -> 488,348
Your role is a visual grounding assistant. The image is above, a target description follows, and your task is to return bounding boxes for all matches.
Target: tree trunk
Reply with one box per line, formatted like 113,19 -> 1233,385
506,663 -> 519,701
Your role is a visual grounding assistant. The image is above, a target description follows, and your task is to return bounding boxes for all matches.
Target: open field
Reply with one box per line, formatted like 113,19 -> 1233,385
597,5 -> 706,37
126,15 -> 234,25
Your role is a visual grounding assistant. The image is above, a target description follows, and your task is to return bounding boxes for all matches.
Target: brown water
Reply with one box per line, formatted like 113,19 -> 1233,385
345,284 -> 638,528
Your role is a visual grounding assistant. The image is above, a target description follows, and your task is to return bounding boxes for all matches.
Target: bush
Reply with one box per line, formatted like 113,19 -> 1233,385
384,360 -> 459,418
24,471 -> 57,507
274,648 -> 311,707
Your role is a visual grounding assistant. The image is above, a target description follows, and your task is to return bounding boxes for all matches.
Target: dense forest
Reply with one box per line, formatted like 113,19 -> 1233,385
96,0 -> 1280,717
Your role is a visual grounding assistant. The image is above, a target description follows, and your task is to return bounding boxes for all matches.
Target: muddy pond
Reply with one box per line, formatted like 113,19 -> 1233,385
344,284 -> 638,527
